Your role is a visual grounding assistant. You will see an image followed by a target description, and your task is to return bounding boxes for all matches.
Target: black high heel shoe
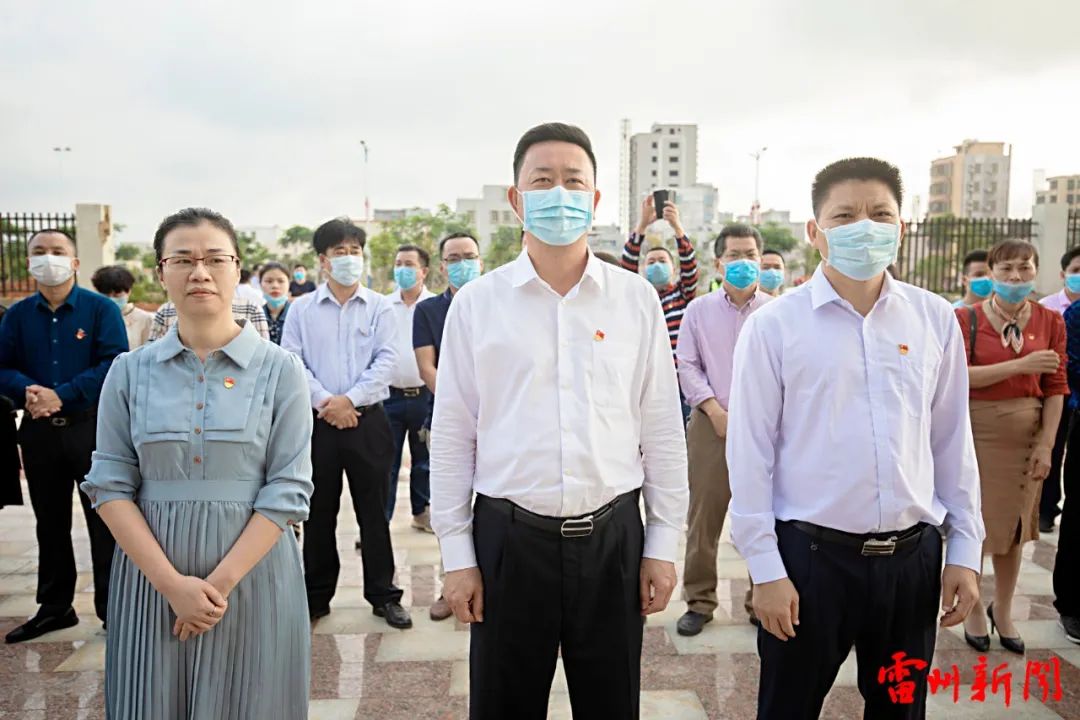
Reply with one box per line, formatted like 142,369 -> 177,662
964,607 -> 990,653
988,602 -> 1025,654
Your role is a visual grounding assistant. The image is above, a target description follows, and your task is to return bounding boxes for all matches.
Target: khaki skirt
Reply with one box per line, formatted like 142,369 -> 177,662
970,397 -> 1044,555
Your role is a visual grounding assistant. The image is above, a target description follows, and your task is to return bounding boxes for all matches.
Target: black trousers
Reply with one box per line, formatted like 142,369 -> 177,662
469,492 -> 644,720
18,414 -> 114,622
757,522 -> 942,720
1041,403 -> 1071,522
1054,409 -> 1080,616
304,406 -> 403,610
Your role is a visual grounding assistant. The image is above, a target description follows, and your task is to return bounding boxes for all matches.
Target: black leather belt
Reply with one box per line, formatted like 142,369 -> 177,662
477,490 -> 639,539
33,408 -> 96,428
390,386 -> 426,398
784,520 -> 931,557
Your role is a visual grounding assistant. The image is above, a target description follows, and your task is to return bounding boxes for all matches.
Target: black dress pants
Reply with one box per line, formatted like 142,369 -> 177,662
1054,410 -> 1080,617
1041,403 -> 1071,522
469,492 -> 644,720
18,414 -> 114,622
304,406 -> 403,611
757,521 -> 942,720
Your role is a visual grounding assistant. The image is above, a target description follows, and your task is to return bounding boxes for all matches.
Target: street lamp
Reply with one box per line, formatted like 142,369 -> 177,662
359,140 -> 370,223
52,146 -> 72,202
750,146 -> 767,224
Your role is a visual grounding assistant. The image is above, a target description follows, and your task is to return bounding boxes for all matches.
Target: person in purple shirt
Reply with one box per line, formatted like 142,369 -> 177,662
1038,246 -> 1080,533
674,223 -> 772,637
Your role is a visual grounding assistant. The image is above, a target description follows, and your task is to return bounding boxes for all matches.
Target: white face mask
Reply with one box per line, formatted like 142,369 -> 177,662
29,255 -> 75,287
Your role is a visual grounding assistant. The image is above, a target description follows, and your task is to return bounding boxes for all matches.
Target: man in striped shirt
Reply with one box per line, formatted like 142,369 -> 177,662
621,195 -> 699,358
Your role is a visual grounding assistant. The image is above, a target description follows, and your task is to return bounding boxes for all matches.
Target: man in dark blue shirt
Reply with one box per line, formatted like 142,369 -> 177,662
412,231 -> 483,622
1055,300 -> 1080,644
0,229 -> 127,643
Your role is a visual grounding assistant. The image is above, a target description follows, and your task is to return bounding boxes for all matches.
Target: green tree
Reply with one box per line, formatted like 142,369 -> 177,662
484,226 -> 522,270
115,243 -> 142,261
237,231 -> 272,268
757,222 -> 800,253
367,205 -> 476,292
279,225 -> 314,250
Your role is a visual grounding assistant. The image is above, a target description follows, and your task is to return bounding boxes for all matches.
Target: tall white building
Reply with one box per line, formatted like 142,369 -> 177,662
455,185 -> 517,253
625,123 -> 711,235
587,224 -> 624,257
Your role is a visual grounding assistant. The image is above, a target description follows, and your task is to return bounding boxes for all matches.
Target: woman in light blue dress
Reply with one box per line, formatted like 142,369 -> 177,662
81,207 -> 313,719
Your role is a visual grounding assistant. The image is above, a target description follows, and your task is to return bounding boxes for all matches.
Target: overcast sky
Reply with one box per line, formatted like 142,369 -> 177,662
3,0 -> 1080,247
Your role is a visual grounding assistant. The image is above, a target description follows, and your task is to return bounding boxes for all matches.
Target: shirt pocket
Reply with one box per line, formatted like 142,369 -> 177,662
137,362 -> 193,441
202,348 -> 272,443
895,349 -> 937,418
590,337 -> 638,409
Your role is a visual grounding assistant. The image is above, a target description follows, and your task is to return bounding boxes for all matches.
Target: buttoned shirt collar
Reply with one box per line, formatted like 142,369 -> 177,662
508,248 -> 606,293
154,320 -> 260,369
808,264 -> 910,311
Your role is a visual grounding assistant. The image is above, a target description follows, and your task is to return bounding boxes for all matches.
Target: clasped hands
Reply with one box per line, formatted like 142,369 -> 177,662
25,385 -> 62,419
317,395 -> 361,429
164,571 -> 233,642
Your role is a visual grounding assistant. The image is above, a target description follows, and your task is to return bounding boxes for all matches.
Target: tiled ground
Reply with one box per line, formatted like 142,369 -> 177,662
2,458 -> 1079,718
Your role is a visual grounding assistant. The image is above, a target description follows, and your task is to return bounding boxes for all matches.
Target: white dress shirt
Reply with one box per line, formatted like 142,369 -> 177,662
236,282 -> 266,307
281,283 -> 397,409
386,286 -> 435,388
430,250 -> 689,572
726,266 -> 985,584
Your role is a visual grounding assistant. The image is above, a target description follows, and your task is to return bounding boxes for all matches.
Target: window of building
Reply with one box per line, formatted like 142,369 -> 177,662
1051,195 -> 1059,203
1070,179 -> 1076,190
986,201 -> 996,212
651,170 -> 657,177
668,156 -> 679,163
651,142 -> 657,149
669,170 -> 678,178
651,156 -> 657,163
1037,195 -> 1046,204
670,142 -> 680,149
669,128 -> 675,135
490,210 -> 499,223
502,211 -> 515,224
466,211 -> 475,224
1051,180 -> 1059,190
1070,194 -> 1076,205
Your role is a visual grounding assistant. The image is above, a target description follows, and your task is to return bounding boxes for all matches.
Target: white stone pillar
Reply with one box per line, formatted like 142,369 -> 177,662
75,204 -> 113,284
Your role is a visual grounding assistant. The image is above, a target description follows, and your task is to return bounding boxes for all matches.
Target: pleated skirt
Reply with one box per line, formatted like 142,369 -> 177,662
103,499 -> 310,720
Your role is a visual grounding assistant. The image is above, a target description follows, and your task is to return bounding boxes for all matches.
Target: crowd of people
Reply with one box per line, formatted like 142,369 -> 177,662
1,121 -> 1078,719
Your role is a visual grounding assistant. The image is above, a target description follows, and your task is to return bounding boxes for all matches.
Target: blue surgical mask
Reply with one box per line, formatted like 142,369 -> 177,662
724,259 -> 760,290
447,259 -> 481,288
109,294 -> 129,310
394,266 -> 418,291
969,276 -> 993,298
293,270 -> 306,282
759,268 -> 784,292
645,262 -> 672,287
993,280 -> 1035,305
328,255 -> 364,286
820,219 -> 900,281
264,293 -> 287,309
1066,274 -> 1080,294
521,186 -> 594,246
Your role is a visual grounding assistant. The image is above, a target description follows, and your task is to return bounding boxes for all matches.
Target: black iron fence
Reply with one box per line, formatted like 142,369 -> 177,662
1068,209 -> 1080,250
1,212 -> 77,296
894,216 -> 1034,295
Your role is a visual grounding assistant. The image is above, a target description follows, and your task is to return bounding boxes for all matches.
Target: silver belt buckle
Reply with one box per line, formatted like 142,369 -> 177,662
560,516 -> 594,538
861,537 -> 898,556
49,417 -> 70,428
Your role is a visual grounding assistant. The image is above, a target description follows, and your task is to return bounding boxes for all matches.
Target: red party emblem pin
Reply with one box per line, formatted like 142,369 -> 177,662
75,328 -> 86,340
223,377 -> 236,389
594,329 -> 606,342
898,344 -> 909,355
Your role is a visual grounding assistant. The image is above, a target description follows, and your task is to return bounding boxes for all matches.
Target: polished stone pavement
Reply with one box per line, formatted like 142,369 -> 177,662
2,463 -> 1079,718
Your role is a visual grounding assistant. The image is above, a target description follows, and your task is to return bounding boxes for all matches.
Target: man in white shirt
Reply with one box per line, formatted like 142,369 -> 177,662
727,157 -> 984,719
384,244 -> 436,530
236,268 -> 266,306
430,123 -> 688,719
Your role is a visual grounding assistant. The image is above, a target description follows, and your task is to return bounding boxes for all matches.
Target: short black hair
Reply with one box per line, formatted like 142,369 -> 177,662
811,157 -> 903,219
962,249 -> 989,274
397,244 -> 431,268
293,263 -> 307,270
713,223 -> 764,256
439,232 -> 480,257
313,217 -> 366,255
90,265 -> 136,295
762,249 -> 785,261
513,123 -> 597,185
258,261 -> 290,282
240,268 -> 252,283
645,246 -> 674,263
1060,246 -> 1080,271
988,239 -> 1038,269
153,208 -> 240,263
28,228 -> 77,253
